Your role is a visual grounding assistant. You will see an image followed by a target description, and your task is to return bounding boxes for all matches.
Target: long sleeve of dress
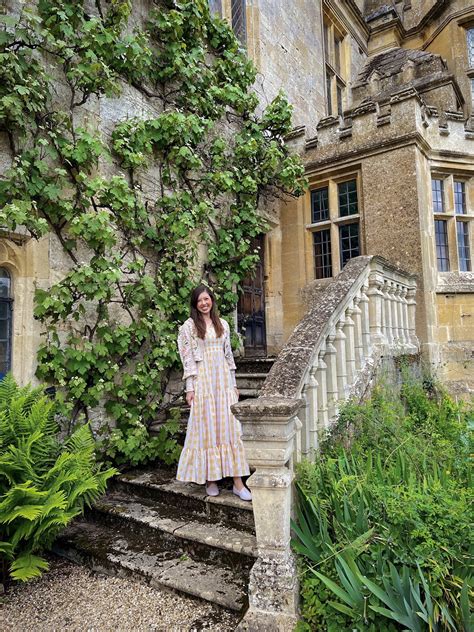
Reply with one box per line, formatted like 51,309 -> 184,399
222,320 -> 237,372
178,321 -> 198,381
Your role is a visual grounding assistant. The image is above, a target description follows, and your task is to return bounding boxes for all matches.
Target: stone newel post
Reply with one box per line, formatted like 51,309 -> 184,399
232,396 -> 302,632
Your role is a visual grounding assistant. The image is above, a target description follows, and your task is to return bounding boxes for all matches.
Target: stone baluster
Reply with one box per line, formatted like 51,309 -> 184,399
324,332 -> 339,423
399,286 -> 409,347
334,320 -> 348,398
352,295 -> 364,370
305,367 -> 319,454
390,283 -> 399,345
316,347 -> 329,436
394,285 -> 403,345
367,271 -> 385,346
343,306 -> 356,385
295,386 -> 307,461
232,397 -> 301,631
382,280 -> 393,346
406,285 -> 417,349
359,282 -> 371,358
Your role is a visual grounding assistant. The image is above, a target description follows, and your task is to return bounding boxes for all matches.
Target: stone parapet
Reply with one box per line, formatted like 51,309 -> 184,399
232,255 -> 418,627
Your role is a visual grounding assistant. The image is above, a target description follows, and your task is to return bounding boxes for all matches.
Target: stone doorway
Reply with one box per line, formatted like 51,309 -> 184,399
237,236 -> 266,357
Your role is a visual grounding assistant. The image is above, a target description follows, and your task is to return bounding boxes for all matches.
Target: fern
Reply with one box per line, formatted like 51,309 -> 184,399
0,375 -> 116,583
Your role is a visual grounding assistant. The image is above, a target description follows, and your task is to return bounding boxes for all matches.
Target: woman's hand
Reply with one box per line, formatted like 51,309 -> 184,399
234,387 -> 239,400
186,391 -> 195,407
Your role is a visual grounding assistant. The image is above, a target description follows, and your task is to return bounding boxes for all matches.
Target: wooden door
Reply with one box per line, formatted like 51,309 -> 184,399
237,236 -> 266,356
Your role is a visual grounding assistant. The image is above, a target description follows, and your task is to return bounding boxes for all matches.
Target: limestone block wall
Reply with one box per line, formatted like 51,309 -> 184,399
436,292 -> 474,393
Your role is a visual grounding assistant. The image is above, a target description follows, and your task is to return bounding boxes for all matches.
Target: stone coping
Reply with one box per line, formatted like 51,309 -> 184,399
233,396 -> 302,420
258,255 -> 416,400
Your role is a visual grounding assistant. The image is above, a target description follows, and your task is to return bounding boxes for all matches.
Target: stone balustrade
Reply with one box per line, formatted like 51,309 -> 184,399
233,256 -> 418,631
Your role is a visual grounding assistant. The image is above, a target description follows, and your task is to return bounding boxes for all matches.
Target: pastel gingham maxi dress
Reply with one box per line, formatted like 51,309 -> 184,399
176,318 -> 250,484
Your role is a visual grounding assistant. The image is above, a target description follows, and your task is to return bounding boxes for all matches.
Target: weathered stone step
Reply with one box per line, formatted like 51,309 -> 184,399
115,468 -> 255,533
235,357 -> 275,374
54,519 -> 249,612
90,491 -> 257,570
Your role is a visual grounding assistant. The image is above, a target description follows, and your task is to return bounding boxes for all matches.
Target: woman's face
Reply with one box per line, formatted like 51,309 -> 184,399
196,291 -> 212,315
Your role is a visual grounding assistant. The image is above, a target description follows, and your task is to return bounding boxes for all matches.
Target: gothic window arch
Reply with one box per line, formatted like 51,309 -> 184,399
0,267 -> 13,379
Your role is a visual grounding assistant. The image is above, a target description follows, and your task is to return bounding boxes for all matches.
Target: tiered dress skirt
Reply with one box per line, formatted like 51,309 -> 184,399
176,327 -> 250,484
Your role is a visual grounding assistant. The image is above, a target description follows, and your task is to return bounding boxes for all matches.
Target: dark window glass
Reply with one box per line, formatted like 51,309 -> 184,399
208,0 -> 222,16
454,181 -> 466,214
338,180 -> 358,217
457,221 -> 471,272
434,219 -> 450,271
432,178 -> 444,213
334,36 -> 341,74
0,268 -> 12,379
336,83 -> 343,115
313,230 -> 332,279
326,69 -> 333,115
231,0 -> 246,45
468,28 -> 474,68
339,223 -> 360,268
311,187 -> 329,223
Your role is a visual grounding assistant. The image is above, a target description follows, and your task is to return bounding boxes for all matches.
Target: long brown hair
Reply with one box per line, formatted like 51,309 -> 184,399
190,285 -> 224,339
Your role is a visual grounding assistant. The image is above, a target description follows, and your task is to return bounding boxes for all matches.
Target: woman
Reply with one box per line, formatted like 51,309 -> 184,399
176,285 -> 251,501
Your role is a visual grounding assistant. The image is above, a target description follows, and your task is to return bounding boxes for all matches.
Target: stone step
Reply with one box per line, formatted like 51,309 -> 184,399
235,373 -> 268,391
54,519 -> 250,612
115,468 -> 255,533
235,357 -> 275,375
89,491 -> 257,571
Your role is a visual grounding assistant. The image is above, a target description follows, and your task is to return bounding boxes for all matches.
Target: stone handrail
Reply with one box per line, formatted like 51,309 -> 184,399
233,256 -> 418,631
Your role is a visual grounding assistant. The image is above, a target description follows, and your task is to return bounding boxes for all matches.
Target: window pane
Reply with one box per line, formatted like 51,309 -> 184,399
457,221 -> 471,272
338,180 -> 358,217
208,0 -> 222,16
339,223 -> 360,268
454,181 -> 466,214
336,83 -> 343,115
231,0 -> 246,45
313,229 -> 332,279
334,36 -> 341,74
468,28 -> 474,68
434,219 -> 450,271
311,187 -> 329,223
0,268 -> 11,298
326,69 -> 333,115
432,178 -> 444,213
0,299 -> 12,378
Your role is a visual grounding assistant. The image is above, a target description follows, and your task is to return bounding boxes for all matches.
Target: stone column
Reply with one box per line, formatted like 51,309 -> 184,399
406,285 -> 418,350
352,295 -> 364,370
324,332 -> 339,422
334,319 -> 348,397
367,271 -> 385,346
399,286 -> 409,347
343,307 -> 356,384
232,397 -> 302,632
383,280 -> 393,347
359,283 -> 371,358
306,366 -> 319,453
316,347 -> 329,436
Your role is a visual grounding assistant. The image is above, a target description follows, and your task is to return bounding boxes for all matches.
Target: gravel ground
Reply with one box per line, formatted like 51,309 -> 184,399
0,555 -> 240,631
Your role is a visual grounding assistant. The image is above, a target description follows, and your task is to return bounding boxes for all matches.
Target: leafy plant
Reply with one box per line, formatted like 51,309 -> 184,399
0,0 -> 306,466
293,376 -> 473,630
0,375 -> 116,583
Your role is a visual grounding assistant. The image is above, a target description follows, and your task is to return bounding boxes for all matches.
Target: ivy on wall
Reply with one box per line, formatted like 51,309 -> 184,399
0,0 -> 306,465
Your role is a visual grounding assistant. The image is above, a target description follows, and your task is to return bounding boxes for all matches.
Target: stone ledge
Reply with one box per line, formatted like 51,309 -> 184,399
436,272 -> 474,294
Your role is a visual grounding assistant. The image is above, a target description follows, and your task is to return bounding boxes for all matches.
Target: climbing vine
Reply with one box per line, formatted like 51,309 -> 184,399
0,0 -> 306,466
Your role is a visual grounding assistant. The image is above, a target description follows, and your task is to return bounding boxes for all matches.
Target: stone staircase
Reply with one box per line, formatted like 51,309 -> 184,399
54,356 -> 274,617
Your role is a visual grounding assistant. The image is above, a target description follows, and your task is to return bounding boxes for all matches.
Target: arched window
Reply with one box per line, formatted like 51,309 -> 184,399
0,268 -> 13,379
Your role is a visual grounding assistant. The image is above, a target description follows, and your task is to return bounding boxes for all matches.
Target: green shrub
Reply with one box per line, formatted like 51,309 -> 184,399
293,376 -> 473,631
0,375 -> 116,583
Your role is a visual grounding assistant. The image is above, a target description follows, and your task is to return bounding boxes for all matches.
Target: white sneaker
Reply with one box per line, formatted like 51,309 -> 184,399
206,482 -> 219,496
233,485 -> 252,501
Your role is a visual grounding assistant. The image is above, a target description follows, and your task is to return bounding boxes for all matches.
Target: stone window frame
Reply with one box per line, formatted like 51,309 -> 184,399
323,7 -> 349,117
307,171 -> 362,279
216,0 -> 248,47
430,173 -> 474,274
0,266 -> 13,379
